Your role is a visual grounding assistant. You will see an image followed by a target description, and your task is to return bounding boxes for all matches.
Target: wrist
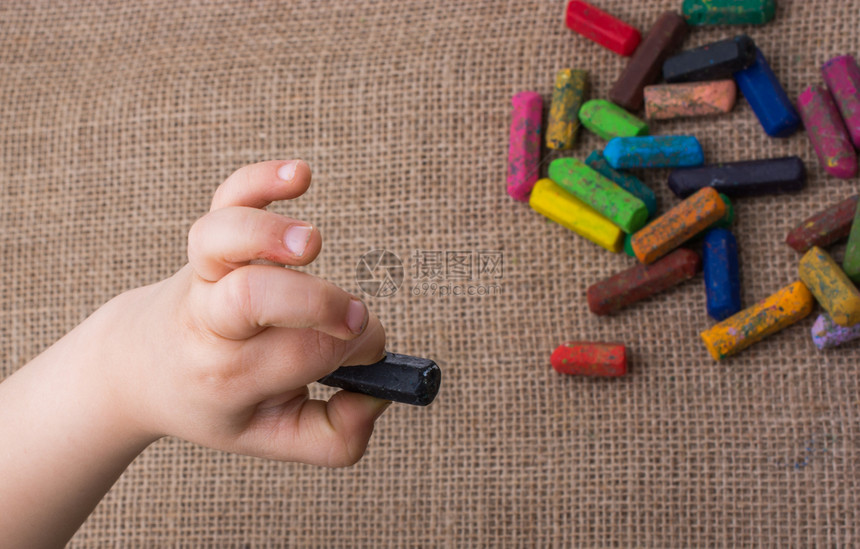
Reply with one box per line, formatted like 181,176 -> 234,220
0,300 -> 158,547
67,289 -> 166,448
39,315 -> 161,453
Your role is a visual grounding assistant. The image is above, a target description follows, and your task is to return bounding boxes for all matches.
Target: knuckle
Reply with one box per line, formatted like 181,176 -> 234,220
297,279 -> 322,319
177,311 -> 245,394
301,278 -> 344,328
186,215 -> 209,262
222,268 -> 257,327
307,330 -> 348,368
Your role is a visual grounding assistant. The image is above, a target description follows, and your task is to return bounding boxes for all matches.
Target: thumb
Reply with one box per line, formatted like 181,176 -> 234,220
237,391 -> 392,467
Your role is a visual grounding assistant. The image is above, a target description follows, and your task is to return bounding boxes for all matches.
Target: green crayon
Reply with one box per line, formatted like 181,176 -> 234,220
842,199 -> 860,282
548,158 -> 649,234
682,0 -> 776,26
578,99 -> 649,141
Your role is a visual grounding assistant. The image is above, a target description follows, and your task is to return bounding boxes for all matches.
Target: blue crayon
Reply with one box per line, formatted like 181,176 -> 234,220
734,47 -> 801,138
603,136 -> 704,169
702,228 -> 741,321
585,150 -> 658,217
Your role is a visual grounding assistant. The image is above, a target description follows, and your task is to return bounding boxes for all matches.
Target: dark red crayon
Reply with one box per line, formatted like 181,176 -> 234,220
565,0 -> 641,57
785,195 -> 859,253
551,342 -> 627,377
609,11 -> 688,111
587,248 -> 701,315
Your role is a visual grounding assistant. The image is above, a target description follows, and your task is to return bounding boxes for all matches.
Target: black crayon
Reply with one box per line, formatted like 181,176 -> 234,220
668,156 -> 805,198
663,35 -> 756,83
318,352 -> 441,406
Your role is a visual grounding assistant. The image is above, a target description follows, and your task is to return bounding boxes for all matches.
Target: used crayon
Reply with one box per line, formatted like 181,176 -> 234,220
579,99 -> 649,140
506,91 -> 543,202
565,0 -> 641,56
700,281 -> 814,361
734,47 -> 801,138
662,35 -> 756,82
702,228 -> 741,321
587,248 -> 701,315
644,80 -> 737,120
682,0 -> 776,26
530,178 -> 624,252
821,55 -> 860,148
842,199 -> 860,283
318,352 -> 441,406
668,156 -> 805,198
604,135 -> 704,169
585,150 -> 657,217
785,195 -> 859,253
548,158 -> 649,233
811,313 -> 860,350
609,11 -> 688,111
798,246 -> 860,327
631,187 -> 725,264
551,342 -> 628,377
711,194 -> 735,230
547,69 -> 589,150
798,85 -> 857,179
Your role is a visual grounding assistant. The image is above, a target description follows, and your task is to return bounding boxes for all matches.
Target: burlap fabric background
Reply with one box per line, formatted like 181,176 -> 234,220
1,0 -> 859,545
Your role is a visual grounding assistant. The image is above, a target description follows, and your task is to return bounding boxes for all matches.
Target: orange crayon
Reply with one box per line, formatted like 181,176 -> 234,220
644,80 -> 737,120
631,187 -> 726,264
700,281 -> 814,361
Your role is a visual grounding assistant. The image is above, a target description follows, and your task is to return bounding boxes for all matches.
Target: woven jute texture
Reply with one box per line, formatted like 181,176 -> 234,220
1,0 -> 859,545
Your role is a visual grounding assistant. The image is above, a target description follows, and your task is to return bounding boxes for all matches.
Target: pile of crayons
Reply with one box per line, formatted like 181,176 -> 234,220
506,0 -> 860,376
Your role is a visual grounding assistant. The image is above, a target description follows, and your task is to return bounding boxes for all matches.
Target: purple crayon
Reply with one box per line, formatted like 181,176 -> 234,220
811,313 -> 860,349
822,55 -> 860,149
507,91 -> 543,202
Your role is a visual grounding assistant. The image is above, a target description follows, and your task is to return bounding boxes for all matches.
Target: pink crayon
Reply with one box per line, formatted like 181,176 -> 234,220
822,55 -> 860,149
507,91 -> 543,202
798,85 -> 857,179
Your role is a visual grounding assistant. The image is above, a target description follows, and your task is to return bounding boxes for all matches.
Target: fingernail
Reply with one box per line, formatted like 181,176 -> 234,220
346,298 -> 368,335
277,160 -> 298,182
370,398 -> 392,421
284,225 -> 313,257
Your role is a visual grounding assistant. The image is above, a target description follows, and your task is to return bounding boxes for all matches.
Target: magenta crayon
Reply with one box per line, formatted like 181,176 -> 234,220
821,55 -> 860,149
507,91 -> 543,201
797,85 -> 857,179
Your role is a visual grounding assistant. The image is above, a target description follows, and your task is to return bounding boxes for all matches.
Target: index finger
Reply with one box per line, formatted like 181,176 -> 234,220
210,160 -> 312,211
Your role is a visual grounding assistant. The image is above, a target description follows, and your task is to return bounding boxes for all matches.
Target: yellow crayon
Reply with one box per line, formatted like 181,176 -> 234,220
546,69 -> 588,150
529,178 -> 623,253
700,281 -> 814,361
799,246 -> 860,327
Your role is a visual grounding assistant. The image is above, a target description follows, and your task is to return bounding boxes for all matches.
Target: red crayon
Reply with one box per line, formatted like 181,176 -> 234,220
565,1 -> 641,57
551,342 -> 627,377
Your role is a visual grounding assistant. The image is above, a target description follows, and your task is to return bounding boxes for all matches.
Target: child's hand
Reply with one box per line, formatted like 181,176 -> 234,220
0,160 -> 390,546
91,160 -> 389,467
